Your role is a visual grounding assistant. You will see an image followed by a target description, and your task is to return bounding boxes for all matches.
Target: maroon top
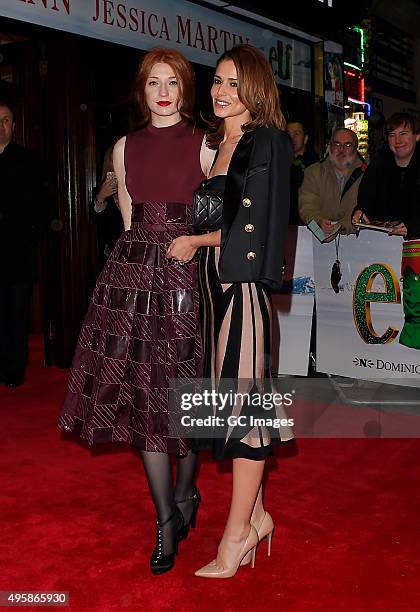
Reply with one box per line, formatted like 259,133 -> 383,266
125,120 -> 205,204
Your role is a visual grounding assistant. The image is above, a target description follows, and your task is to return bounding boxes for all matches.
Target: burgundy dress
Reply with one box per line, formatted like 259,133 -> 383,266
59,120 -> 205,455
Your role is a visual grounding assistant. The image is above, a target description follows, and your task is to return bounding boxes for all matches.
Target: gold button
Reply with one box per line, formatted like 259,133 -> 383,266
246,251 -> 256,260
242,197 -> 252,207
245,224 -> 254,233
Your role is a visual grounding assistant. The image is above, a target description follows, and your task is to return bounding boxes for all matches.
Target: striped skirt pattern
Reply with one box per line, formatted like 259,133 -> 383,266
197,246 -> 293,460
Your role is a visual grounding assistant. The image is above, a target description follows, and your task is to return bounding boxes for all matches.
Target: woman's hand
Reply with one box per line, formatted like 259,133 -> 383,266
388,222 -> 408,237
166,235 -> 199,263
166,231 -> 221,263
98,175 -> 118,201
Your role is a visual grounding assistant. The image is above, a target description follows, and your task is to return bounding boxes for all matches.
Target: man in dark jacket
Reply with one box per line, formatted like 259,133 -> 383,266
287,121 -> 318,225
354,112 -> 420,239
0,100 -> 46,386
353,112 -> 420,349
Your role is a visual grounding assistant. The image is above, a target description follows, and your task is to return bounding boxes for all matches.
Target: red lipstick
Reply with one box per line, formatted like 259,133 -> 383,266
157,101 -> 171,107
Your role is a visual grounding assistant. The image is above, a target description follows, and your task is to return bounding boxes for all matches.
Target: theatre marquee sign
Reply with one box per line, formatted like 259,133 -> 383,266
1,0 -> 312,92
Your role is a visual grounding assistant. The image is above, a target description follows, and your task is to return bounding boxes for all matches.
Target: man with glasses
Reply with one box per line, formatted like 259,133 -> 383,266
299,127 -> 364,236
298,128 -> 364,374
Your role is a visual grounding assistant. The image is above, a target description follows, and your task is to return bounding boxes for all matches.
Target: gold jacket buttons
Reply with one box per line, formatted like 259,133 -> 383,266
242,197 -> 252,207
244,224 -> 254,232
246,251 -> 256,260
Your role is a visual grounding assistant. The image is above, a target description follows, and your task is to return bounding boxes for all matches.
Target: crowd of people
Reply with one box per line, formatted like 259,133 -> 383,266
2,41 -> 419,579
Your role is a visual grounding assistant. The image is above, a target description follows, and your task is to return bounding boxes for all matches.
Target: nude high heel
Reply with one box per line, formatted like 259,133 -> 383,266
240,511 -> 274,566
194,525 -> 258,578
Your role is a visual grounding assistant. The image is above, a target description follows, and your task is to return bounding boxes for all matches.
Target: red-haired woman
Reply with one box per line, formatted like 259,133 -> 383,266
168,44 -> 294,578
59,48 -> 210,575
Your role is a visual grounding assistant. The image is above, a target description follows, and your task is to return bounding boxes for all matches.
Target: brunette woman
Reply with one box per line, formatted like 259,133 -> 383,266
168,44 -> 293,578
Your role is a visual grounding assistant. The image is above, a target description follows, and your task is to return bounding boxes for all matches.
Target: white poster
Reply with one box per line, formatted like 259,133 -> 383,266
272,226 -> 314,376
313,231 -> 420,387
0,0 -> 312,91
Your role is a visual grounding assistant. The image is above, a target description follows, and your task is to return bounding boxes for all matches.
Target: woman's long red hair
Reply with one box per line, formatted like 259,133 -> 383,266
132,48 -> 196,128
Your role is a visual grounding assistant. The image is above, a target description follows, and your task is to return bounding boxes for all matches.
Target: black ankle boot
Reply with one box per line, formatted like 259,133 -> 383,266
175,487 -> 201,541
150,509 -> 184,575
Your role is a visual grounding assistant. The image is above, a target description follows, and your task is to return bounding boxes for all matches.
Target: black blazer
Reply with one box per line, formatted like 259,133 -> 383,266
358,143 -> 420,240
219,126 -> 292,290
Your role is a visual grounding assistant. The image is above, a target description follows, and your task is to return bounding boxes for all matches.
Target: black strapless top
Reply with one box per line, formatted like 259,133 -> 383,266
202,175 -> 226,192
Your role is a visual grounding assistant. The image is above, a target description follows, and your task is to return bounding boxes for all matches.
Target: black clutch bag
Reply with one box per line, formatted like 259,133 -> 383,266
192,186 -> 223,232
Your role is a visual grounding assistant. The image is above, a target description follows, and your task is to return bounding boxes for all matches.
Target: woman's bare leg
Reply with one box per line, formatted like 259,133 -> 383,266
250,484 -> 265,527
215,458 -> 265,569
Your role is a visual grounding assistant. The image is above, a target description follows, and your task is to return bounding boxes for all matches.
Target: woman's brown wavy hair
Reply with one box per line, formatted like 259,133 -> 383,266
132,47 -> 196,128
206,44 -> 286,148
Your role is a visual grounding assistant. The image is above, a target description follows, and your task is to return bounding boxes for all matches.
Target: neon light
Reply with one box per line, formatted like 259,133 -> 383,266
352,26 -> 365,66
344,69 -> 357,77
344,61 -> 362,71
360,78 -> 365,101
348,97 -> 371,116
348,97 -> 366,105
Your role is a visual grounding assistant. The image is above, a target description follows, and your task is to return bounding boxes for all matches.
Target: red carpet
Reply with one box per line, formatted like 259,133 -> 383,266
1,337 -> 420,611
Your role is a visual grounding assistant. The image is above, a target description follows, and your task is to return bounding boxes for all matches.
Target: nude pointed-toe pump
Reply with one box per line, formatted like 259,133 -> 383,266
194,525 -> 258,579
241,511 -> 274,566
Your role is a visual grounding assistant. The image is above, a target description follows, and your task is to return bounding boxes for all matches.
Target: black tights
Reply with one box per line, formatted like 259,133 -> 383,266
140,450 -> 198,555
140,449 -> 198,523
